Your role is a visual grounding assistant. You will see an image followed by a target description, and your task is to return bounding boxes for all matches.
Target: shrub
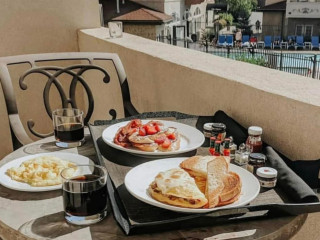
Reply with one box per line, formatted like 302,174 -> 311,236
235,54 -> 267,66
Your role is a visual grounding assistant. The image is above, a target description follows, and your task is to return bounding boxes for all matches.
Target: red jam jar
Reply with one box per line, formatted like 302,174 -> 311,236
246,126 -> 263,153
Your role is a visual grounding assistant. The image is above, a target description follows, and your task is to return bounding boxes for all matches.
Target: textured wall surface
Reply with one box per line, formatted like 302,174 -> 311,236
79,27 -> 320,160
0,0 -> 101,159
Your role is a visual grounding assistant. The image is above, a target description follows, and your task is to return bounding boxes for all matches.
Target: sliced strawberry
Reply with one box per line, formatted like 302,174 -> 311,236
139,127 -> 146,136
145,125 -> 158,135
167,133 -> 176,140
155,124 -> 161,132
161,138 -> 171,148
154,136 -> 166,144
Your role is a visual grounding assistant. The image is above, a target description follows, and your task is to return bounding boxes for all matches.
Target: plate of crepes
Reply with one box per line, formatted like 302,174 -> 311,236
0,152 -> 93,192
102,119 -> 204,156
125,156 -> 260,213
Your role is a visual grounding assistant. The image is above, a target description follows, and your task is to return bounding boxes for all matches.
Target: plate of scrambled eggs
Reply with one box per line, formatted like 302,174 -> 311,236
0,152 -> 93,192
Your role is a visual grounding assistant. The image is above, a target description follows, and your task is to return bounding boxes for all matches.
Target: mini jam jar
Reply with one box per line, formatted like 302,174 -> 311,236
203,123 -> 213,138
247,153 -> 266,175
256,167 -> 278,188
211,123 -> 226,142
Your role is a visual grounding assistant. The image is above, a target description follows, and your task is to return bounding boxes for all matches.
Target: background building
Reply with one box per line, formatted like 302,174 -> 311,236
285,0 -> 320,41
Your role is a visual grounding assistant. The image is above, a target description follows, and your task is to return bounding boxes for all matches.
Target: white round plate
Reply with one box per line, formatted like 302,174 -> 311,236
125,157 -> 260,213
102,120 -> 205,156
0,152 -> 93,192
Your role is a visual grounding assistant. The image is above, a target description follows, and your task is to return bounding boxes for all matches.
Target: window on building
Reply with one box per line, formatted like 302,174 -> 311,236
295,25 -> 303,36
305,25 -> 313,37
295,25 -> 313,38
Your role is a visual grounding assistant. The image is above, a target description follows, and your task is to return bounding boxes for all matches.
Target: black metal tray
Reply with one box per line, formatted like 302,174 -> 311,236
89,112 -> 320,235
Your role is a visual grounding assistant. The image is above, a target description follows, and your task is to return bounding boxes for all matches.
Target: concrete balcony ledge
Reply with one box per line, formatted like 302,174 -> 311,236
78,27 -> 320,160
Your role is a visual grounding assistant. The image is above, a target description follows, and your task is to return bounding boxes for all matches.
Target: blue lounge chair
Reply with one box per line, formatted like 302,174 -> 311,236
287,35 -> 295,49
264,36 -> 272,49
217,35 -> 226,47
311,36 -> 319,50
295,36 -> 304,49
226,35 -> 234,47
241,35 -> 250,48
273,36 -> 281,49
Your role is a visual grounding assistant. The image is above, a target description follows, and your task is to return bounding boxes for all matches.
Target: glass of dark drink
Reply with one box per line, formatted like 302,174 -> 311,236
52,108 -> 85,148
60,165 -> 108,225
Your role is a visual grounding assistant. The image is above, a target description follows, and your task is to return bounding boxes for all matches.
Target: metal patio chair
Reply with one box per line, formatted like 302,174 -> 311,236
295,36 -> 304,50
0,52 -> 138,149
264,36 -> 272,49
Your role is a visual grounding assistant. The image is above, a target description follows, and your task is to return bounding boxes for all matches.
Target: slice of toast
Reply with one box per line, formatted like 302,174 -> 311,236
205,157 -> 229,208
218,171 -> 242,205
180,156 -> 230,178
180,156 -> 215,179
180,155 -> 230,194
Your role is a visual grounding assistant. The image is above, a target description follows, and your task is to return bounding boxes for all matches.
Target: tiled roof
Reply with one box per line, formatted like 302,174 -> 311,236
112,8 -> 173,23
258,1 -> 286,11
101,0 -> 143,22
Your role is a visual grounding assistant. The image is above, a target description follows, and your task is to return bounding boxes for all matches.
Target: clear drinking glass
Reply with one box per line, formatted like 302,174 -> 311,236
61,165 -> 108,225
52,108 -> 85,148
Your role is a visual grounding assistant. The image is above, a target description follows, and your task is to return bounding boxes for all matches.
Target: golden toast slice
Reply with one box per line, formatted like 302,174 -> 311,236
205,157 -> 229,208
218,171 -> 242,206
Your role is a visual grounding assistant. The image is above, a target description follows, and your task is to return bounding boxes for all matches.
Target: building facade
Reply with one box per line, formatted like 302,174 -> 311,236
285,0 -> 320,40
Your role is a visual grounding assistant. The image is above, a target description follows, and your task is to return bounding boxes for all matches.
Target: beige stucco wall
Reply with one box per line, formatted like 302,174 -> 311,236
0,0 -> 101,159
79,27 -> 320,160
123,24 -> 157,40
0,0 -> 101,57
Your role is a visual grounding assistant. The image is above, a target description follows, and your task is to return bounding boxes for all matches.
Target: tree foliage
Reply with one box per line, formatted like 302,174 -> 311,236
217,13 -> 234,27
227,0 -> 257,20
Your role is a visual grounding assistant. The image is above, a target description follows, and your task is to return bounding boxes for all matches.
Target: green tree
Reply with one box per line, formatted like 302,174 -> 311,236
217,13 -> 234,27
213,13 -> 234,37
227,0 -> 257,20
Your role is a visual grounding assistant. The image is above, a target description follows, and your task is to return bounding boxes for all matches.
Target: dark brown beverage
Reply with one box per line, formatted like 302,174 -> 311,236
54,123 -> 84,142
63,174 -> 108,217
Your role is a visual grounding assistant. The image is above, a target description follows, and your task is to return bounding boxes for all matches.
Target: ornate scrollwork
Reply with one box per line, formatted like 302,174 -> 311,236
19,64 -> 113,138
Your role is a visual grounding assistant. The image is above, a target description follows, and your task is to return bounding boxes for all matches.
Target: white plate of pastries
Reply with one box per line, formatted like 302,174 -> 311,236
102,119 -> 204,156
125,156 -> 260,213
0,152 -> 93,192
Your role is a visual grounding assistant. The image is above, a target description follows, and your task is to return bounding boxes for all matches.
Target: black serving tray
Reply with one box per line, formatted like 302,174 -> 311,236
89,111 -> 320,235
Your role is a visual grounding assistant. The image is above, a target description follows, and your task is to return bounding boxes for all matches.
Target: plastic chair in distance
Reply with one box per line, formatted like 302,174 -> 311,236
295,36 -> 304,50
226,35 -> 234,47
264,36 -> 272,49
217,35 -> 226,47
311,36 -> 319,50
241,35 -> 250,48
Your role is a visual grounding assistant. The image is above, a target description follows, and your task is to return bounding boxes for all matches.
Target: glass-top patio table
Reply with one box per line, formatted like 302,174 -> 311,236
0,126 -> 308,240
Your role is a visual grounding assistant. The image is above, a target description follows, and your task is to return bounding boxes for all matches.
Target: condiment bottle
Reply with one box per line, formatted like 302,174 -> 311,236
246,126 -> 263,153
247,153 -> 266,175
223,138 -> 230,156
211,123 -> 226,142
203,123 -> 213,146
209,136 -> 216,156
256,167 -> 277,188
235,143 -> 249,166
214,140 -> 221,156
229,136 -> 237,160
203,123 -> 213,137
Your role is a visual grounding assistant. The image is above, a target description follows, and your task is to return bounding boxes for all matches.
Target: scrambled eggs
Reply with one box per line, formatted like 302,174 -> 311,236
6,156 -> 77,187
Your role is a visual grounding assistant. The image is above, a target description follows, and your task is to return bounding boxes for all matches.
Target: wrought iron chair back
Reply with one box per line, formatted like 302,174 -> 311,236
0,52 -> 138,148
